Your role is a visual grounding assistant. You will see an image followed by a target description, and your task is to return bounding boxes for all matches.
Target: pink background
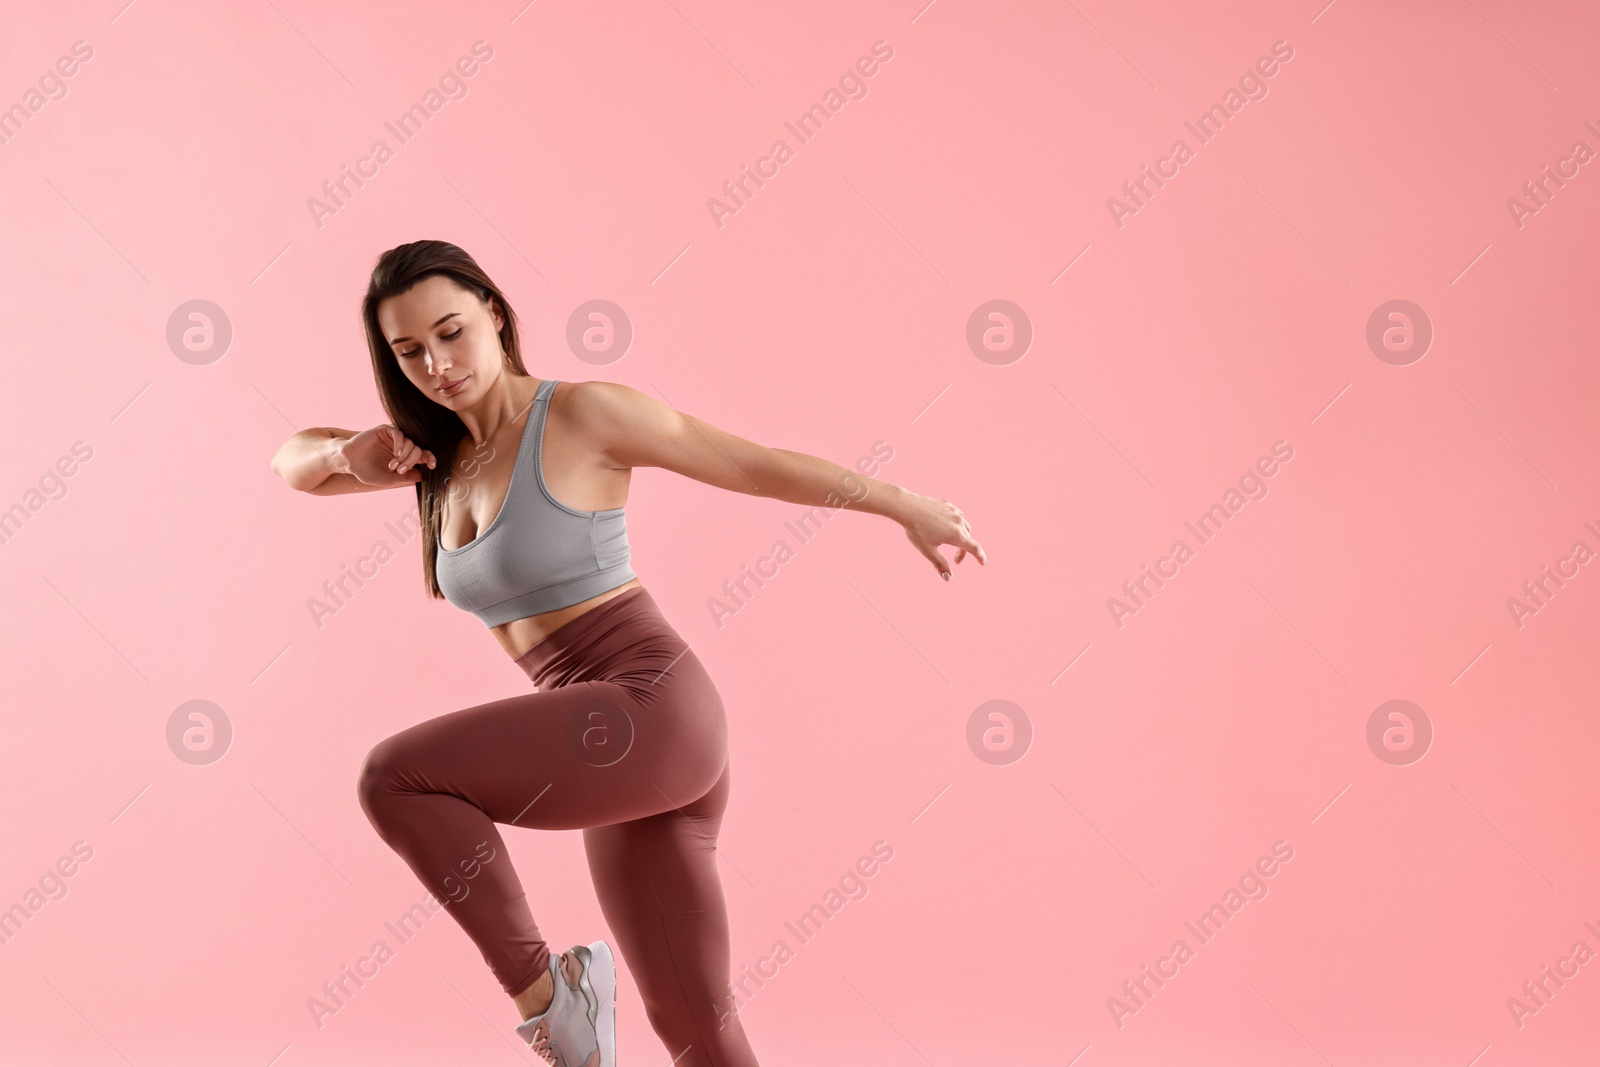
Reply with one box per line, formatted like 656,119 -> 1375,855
3,0 -> 1599,1063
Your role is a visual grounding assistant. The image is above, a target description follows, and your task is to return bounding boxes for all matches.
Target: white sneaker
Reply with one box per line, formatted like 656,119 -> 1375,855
515,941 -> 617,1067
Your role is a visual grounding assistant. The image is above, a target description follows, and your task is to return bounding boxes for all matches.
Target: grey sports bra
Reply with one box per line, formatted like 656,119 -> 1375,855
434,378 -> 636,627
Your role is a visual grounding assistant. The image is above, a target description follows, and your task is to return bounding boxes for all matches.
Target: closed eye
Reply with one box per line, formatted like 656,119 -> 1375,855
400,328 -> 462,358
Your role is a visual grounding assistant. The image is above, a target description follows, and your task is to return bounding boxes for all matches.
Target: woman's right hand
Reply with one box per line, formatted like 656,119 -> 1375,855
340,424 -> 438,486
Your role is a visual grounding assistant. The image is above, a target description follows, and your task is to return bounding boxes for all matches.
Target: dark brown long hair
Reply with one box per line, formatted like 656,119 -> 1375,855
361,239 -> 529,599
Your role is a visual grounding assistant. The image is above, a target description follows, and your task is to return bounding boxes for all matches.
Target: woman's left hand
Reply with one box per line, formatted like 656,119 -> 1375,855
898,492 -> 987,581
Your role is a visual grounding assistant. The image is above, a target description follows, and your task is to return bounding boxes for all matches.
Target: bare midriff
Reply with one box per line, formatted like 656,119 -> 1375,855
490,578 -> 645,661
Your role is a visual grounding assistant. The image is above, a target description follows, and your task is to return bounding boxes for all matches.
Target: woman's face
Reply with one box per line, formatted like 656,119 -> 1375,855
378,274 -> 506,407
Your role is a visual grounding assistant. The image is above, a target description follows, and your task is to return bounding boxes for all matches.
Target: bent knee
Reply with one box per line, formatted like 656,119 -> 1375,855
356,734 -> 408,813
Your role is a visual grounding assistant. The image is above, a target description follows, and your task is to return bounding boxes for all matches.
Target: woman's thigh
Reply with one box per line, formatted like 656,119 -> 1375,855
583,759 -> 744,1036
360,676 -> 727,832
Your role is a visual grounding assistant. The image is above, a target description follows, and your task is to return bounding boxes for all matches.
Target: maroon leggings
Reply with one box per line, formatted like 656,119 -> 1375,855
357,586 -> 760,1066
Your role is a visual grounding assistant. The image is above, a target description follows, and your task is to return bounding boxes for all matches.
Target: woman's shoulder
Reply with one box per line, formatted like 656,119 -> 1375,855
549,378 -> 640,426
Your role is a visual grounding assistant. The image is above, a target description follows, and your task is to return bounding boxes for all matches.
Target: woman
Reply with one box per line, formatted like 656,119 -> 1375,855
270,240 -> 986,1066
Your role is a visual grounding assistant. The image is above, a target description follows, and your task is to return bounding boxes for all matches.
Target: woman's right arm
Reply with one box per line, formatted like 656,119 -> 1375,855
271,426 -> 436,495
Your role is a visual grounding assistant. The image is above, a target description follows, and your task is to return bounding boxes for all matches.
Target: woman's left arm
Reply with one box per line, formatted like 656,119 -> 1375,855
579,381 -> 988,581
